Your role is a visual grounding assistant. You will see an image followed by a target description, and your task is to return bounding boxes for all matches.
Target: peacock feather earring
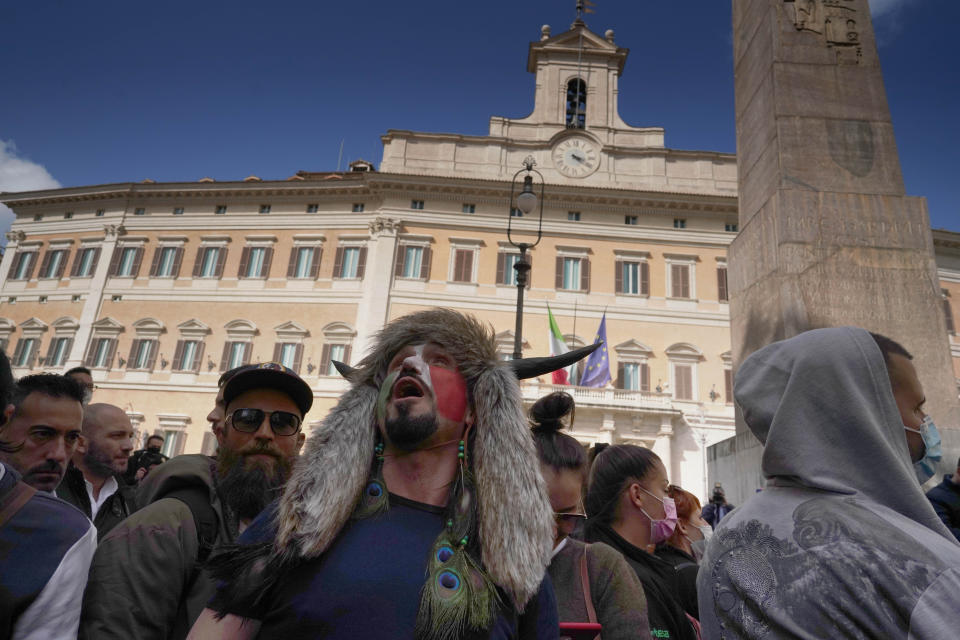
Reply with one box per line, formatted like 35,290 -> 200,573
353,437 -> 389,520
415,435 -> 500,640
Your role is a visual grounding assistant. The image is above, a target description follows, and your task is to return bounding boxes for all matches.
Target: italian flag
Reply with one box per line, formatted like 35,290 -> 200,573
548,305 -> 577,385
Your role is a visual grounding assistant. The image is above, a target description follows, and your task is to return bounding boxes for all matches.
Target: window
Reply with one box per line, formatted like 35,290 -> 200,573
555,256 -> 589,291
110,246 -> 144,277
462,204 -> 476,214
616,261 -> 649,296
334,246 -> 366,279
215,205 -> 227,215
64,212 -> 73,220
674,365 -> 693,400
273,343 -> 304,373
39,249 -> 69,279
670,264 -> 691,298
239,246 -> 273,279
666,342 -> 702,401
33,215 -> 42,222
395,245 -> 432,280
352,203 -> 365,213
625,216 -> 638,225
84,325 -> 120,369
618,362 -> 650,391
320,343 -> 350,376
943,289 -> 956,335
288,246 -> 322,279
510,207 -> 523,217
172,339 -> 204,372
8,250 -> 38,281
259,204 -> 271,214
673,218 -> 687,229
134,208 -> 146,216
724,369 -> 734,404
127,339 -> 157,370
71,247 -> 100,278
150,246 -> 183,278
173,207 -> 184,215
39,296 -> 48,304
725,222 -> 738,232
193,246 -> 226,279
717,267 -> 729,302
568,211 -> 581,221
306,204 -> 319,213
452,249 -> 474,283
410,200 -> 424,210
565,78 -> 586,129
221,341 -> 252,370
95,209 -> 105,217
496,252 -> 532,288
11,338 -> 38,368
45,337 -> 73,367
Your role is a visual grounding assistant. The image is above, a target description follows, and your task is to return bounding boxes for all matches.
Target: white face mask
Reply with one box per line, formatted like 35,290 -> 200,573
687,523 -> 714,562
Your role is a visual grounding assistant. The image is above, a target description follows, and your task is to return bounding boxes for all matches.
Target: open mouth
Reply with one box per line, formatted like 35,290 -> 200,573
392,376 -> 426,400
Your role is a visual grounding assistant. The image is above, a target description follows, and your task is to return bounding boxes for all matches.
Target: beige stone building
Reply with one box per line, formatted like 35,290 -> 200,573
1,21 -> 956,500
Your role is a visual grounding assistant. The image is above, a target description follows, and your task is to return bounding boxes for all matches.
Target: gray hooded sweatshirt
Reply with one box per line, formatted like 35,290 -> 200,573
697,327 -> 960,639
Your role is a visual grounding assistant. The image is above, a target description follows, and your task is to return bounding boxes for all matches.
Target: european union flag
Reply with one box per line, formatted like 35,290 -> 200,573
579,312 -> 611,388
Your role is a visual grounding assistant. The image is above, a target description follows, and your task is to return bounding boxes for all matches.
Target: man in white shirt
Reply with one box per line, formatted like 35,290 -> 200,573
56,403 -> 135,540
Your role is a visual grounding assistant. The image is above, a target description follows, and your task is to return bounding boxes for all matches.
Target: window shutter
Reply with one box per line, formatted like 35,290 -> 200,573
394,245 -> 406,277
192,247 -> 205,277
106,339 -> 117,369
83,338 -> 97,366
26,341 -> 38,368
214,248 -> 227,279
287,248 -> 298,278
70,250 -> 83,277
671,265 -> 681,298
333,247 -> 344,278
171,247 -> 183,278
320,344 -> 331,375
343,345 -> 351,366
356,247 -> 367,279
219,342 -> 231,372
129,247 -> 143,278
55,251 -> 68,278
90,248 -> 101,275
261,247 -> 273,279
44,338 -> 58,364
149,247 -> 163,277
172,340 -> 185,371
616,362 -> 624,389
38,250 -> 52,279
272,342 -> 283,363
718,267 -> 728,302
555,256 -> 564,289
496,253 -> 505,284
310,247 -> 322,279
581,258 -> 590,292
238,247 -> 250,278
194,342 -> 205,373
293,344 -> 303,374
614,261 -> 623,294
640,262 -> 650,295
108,248 -> 123,276
681,266 -> 690,298
6,254 -> 18,279
11,340 -> 25,367
676,365 -> 692,400
242,342 -> 252,365
128,339 -> 141,366
641,363 -> 650,392
724,369 -> 733,404
145,341 -> 158,371
942,290 -> 955,334
420,246 -> 432,280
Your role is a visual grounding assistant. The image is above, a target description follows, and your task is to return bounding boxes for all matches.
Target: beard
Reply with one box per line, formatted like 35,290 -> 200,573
84,439 -> 122,477
384,404 -> 439,451
217,443 -> 292,521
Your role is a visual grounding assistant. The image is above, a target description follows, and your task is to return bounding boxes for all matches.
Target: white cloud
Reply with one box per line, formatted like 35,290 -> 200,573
0,140 -> 61,242
868,0 -> 911,18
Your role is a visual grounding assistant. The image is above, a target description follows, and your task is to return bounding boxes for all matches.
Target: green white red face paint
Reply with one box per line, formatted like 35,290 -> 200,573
376,344 -> 468,425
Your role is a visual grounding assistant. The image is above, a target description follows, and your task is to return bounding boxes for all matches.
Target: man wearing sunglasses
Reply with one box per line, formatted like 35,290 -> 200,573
81,362 -> 310,640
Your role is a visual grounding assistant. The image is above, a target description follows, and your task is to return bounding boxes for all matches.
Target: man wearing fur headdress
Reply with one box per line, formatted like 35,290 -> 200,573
189,308 -> 596,639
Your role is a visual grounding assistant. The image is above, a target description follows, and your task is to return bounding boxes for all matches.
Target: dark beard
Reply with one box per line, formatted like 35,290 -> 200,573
217,445 -> 292,521
384,407 -> 439,451
84,440 -> 119,478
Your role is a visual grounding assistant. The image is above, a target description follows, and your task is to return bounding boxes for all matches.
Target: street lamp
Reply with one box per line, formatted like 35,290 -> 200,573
507,156 -> 545,361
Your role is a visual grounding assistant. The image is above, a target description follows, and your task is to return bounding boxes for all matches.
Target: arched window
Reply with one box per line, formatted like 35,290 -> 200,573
566,78 -> 586,129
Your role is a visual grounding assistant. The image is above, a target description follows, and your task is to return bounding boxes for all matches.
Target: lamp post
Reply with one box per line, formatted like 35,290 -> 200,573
507,156 -> 546,361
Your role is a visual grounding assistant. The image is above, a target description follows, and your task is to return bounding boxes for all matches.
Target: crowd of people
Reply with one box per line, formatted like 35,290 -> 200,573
0,309 -> 958,639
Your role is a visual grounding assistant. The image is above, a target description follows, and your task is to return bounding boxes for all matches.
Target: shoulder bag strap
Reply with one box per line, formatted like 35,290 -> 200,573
0,481 -> 37,529
580,544 -> 599,626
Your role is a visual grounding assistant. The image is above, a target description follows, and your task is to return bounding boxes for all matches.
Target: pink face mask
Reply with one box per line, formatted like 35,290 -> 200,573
639,486 -> 678,544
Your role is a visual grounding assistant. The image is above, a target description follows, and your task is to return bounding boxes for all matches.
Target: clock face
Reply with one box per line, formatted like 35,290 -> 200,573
552,137 -> 600,178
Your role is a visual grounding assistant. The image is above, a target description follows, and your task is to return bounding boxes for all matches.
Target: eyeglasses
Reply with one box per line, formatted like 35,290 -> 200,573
554,512 -> 587,527
228,408 -> 302,436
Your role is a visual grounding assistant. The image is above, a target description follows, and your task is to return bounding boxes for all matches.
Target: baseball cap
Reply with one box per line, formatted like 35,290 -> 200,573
222,362 -> 314,417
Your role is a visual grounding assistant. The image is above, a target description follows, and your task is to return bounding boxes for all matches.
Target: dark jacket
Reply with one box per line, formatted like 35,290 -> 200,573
926,474 -> 960,542
56,464 -> 136,541
80,454 -> 236,640
700,500 -> 734,529
654,544 -> 700,621
123,448 -> 169,483
585,523 -> 696,640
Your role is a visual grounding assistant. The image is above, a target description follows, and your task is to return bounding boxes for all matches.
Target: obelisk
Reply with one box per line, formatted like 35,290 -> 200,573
712,0 -> 959,501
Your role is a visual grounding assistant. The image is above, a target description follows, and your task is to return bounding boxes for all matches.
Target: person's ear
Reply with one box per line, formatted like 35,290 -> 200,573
676,518 -> 691,537
75,433 -> 88,455
0,403 -> 13,428
627,483 -> 645,510
296,431 -> 306,452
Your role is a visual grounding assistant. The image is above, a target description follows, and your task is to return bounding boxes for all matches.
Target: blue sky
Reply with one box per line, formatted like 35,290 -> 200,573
1,0 -> 956,239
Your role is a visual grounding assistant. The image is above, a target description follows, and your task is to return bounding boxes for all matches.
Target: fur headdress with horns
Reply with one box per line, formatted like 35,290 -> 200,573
211,308 -> 568,632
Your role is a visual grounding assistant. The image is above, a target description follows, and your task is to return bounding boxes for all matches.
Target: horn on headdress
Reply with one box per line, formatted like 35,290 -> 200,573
330,342 -> 600,381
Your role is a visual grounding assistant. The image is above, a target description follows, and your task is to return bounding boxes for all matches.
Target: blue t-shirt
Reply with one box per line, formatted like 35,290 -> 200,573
214,494 -> 558,640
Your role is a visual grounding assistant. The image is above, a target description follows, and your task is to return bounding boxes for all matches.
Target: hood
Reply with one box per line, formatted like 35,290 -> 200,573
136,453 -> 217,507
734,326 -> 953,541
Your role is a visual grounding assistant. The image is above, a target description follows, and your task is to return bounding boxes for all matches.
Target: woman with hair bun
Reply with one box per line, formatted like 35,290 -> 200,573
530,392 -> 652,640
584,444 -> 698,640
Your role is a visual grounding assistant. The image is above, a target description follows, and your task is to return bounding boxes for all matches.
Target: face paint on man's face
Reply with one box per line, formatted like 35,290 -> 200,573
428,365 -> 467,422
376,370 -> 399,425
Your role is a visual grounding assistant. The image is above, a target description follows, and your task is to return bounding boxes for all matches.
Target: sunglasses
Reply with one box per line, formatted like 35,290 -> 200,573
228,408 -> 302,436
